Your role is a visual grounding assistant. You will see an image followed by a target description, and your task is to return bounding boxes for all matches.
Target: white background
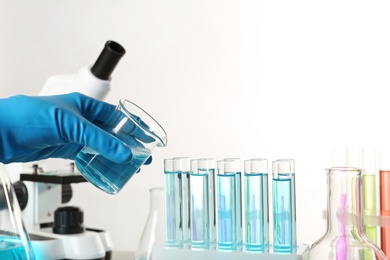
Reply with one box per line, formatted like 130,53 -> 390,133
1,0 -> 390,252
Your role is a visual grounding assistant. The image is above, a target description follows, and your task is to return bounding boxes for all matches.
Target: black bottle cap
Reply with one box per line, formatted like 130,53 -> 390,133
91,40 -> 126,80
53,206 -> 85,235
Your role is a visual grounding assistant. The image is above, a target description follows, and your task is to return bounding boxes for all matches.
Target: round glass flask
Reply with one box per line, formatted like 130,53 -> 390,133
310,167 -> 385,259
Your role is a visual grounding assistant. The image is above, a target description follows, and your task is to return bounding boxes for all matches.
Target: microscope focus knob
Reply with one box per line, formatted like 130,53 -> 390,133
53,206 -> 85,234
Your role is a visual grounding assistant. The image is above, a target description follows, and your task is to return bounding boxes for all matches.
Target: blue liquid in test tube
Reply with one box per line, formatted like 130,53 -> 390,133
227,158 -> 243,249
164,157 -> 191,248
164,158 -> 183,248
217,160 -> 238,251
190,158 -> 215,250
174,157 -> 191,247
272,159 -> 296,253
244,158 -> 269,252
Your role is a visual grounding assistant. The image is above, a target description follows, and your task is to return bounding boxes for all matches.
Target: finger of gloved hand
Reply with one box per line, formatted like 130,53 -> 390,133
66,92 -> 118,124
131,125 -> 156,144
59,114 -> 133,164
144,156 -> 153,165
5,144 -> 81,163
110,115 -> 156,144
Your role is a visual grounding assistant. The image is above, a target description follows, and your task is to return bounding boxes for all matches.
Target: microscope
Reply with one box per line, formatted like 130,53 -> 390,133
12,40 -> 126,259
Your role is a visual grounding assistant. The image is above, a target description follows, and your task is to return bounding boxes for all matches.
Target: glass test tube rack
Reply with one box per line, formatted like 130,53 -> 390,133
153,245 -> 310,260
163,157 -> 309,260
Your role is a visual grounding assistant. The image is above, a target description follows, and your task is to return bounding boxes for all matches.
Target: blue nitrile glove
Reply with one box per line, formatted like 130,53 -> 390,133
0,92 -> 153,165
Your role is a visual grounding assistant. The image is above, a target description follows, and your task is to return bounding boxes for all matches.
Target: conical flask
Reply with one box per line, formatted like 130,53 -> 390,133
133,187 -> 165,260
310,167 -> 385,259
0,164 -> 34,259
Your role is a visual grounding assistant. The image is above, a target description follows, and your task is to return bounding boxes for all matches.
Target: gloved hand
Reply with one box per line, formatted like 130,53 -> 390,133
0,92 -> 152,165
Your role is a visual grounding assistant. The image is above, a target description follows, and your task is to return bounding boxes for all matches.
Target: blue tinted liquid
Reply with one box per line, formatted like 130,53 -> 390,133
235,172 -> 242,248
217,173 -> 237,251
190,173 -> 210,249
75,146 -> 151,194
0,236 -> 32,260
206,168 -> 216,248
272,176 -> 296,252
262,173 -> 269,247
165,171 -> 183,248
245,173 -> 267,252
199,168 -> 216,248
181,172 -> 191,247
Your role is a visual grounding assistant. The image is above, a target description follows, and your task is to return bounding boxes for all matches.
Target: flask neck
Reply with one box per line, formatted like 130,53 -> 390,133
149,187 -> 165,213
326,167 -> 364,236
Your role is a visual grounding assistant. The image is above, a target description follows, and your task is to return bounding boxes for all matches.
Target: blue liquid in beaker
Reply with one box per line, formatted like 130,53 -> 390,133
0,236 -> 31,260
75,146 -> 151,194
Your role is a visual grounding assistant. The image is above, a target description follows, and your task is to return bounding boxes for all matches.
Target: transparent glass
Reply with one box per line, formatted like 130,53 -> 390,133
75,99 -> 168,195
133,187 -> 165,260
379,170 -> 390,257
272,159 -> 296,253
0,164 -> 34,259
224,158 -> 243,249
310,167 -> 386,259
190,158 -> 216,250
216,159 -> 237,251
244,158 -> 269,252
164,157 -> 190,248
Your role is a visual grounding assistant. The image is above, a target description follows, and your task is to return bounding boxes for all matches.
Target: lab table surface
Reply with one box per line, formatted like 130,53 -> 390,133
112,251 -> 133,259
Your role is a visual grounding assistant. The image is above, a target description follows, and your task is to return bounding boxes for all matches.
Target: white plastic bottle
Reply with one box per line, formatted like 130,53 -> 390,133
39,40 -> 126,100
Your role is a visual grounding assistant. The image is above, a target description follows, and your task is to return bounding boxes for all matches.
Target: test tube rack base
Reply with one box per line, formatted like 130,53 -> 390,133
153,244 -> 310,260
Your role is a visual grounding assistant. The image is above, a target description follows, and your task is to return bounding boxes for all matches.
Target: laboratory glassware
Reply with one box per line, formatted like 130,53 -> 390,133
174,158 -> 191,247
0,164 -> 34,259
361,147 -> 378,245
380,169 -> 390,257
272,159 -> 296,253
164,157 -> 190,248
244,158 -> 269,252
190,158 -> 216,249
224,158 -> 243,249
216,159 -> 238,251
75,99 -> 167,194
134,187 -> 165,260
310,167 -> 386,260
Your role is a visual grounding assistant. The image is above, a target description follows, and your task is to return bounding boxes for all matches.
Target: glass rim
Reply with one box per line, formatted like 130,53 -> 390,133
119,99 -> 167,147
326,167 -> 362,175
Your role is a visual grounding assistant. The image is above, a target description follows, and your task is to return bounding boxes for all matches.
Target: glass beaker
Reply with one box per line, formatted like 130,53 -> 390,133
0,164 -> 34,259
74,99 -> 167,195
133,187 -> 165,260
310,167 -> 386,259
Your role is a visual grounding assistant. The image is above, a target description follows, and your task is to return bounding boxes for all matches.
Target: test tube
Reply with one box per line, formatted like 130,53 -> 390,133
361,148 -> 378,245
217,160 -> 237,251
244,158 -> 269,252
190,158 -> 216,249
224,158 -> 243,249
164,158 -> 183,248
272,159 -> 296,253
174,157 -> 191,247
380,149 -> 390,258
